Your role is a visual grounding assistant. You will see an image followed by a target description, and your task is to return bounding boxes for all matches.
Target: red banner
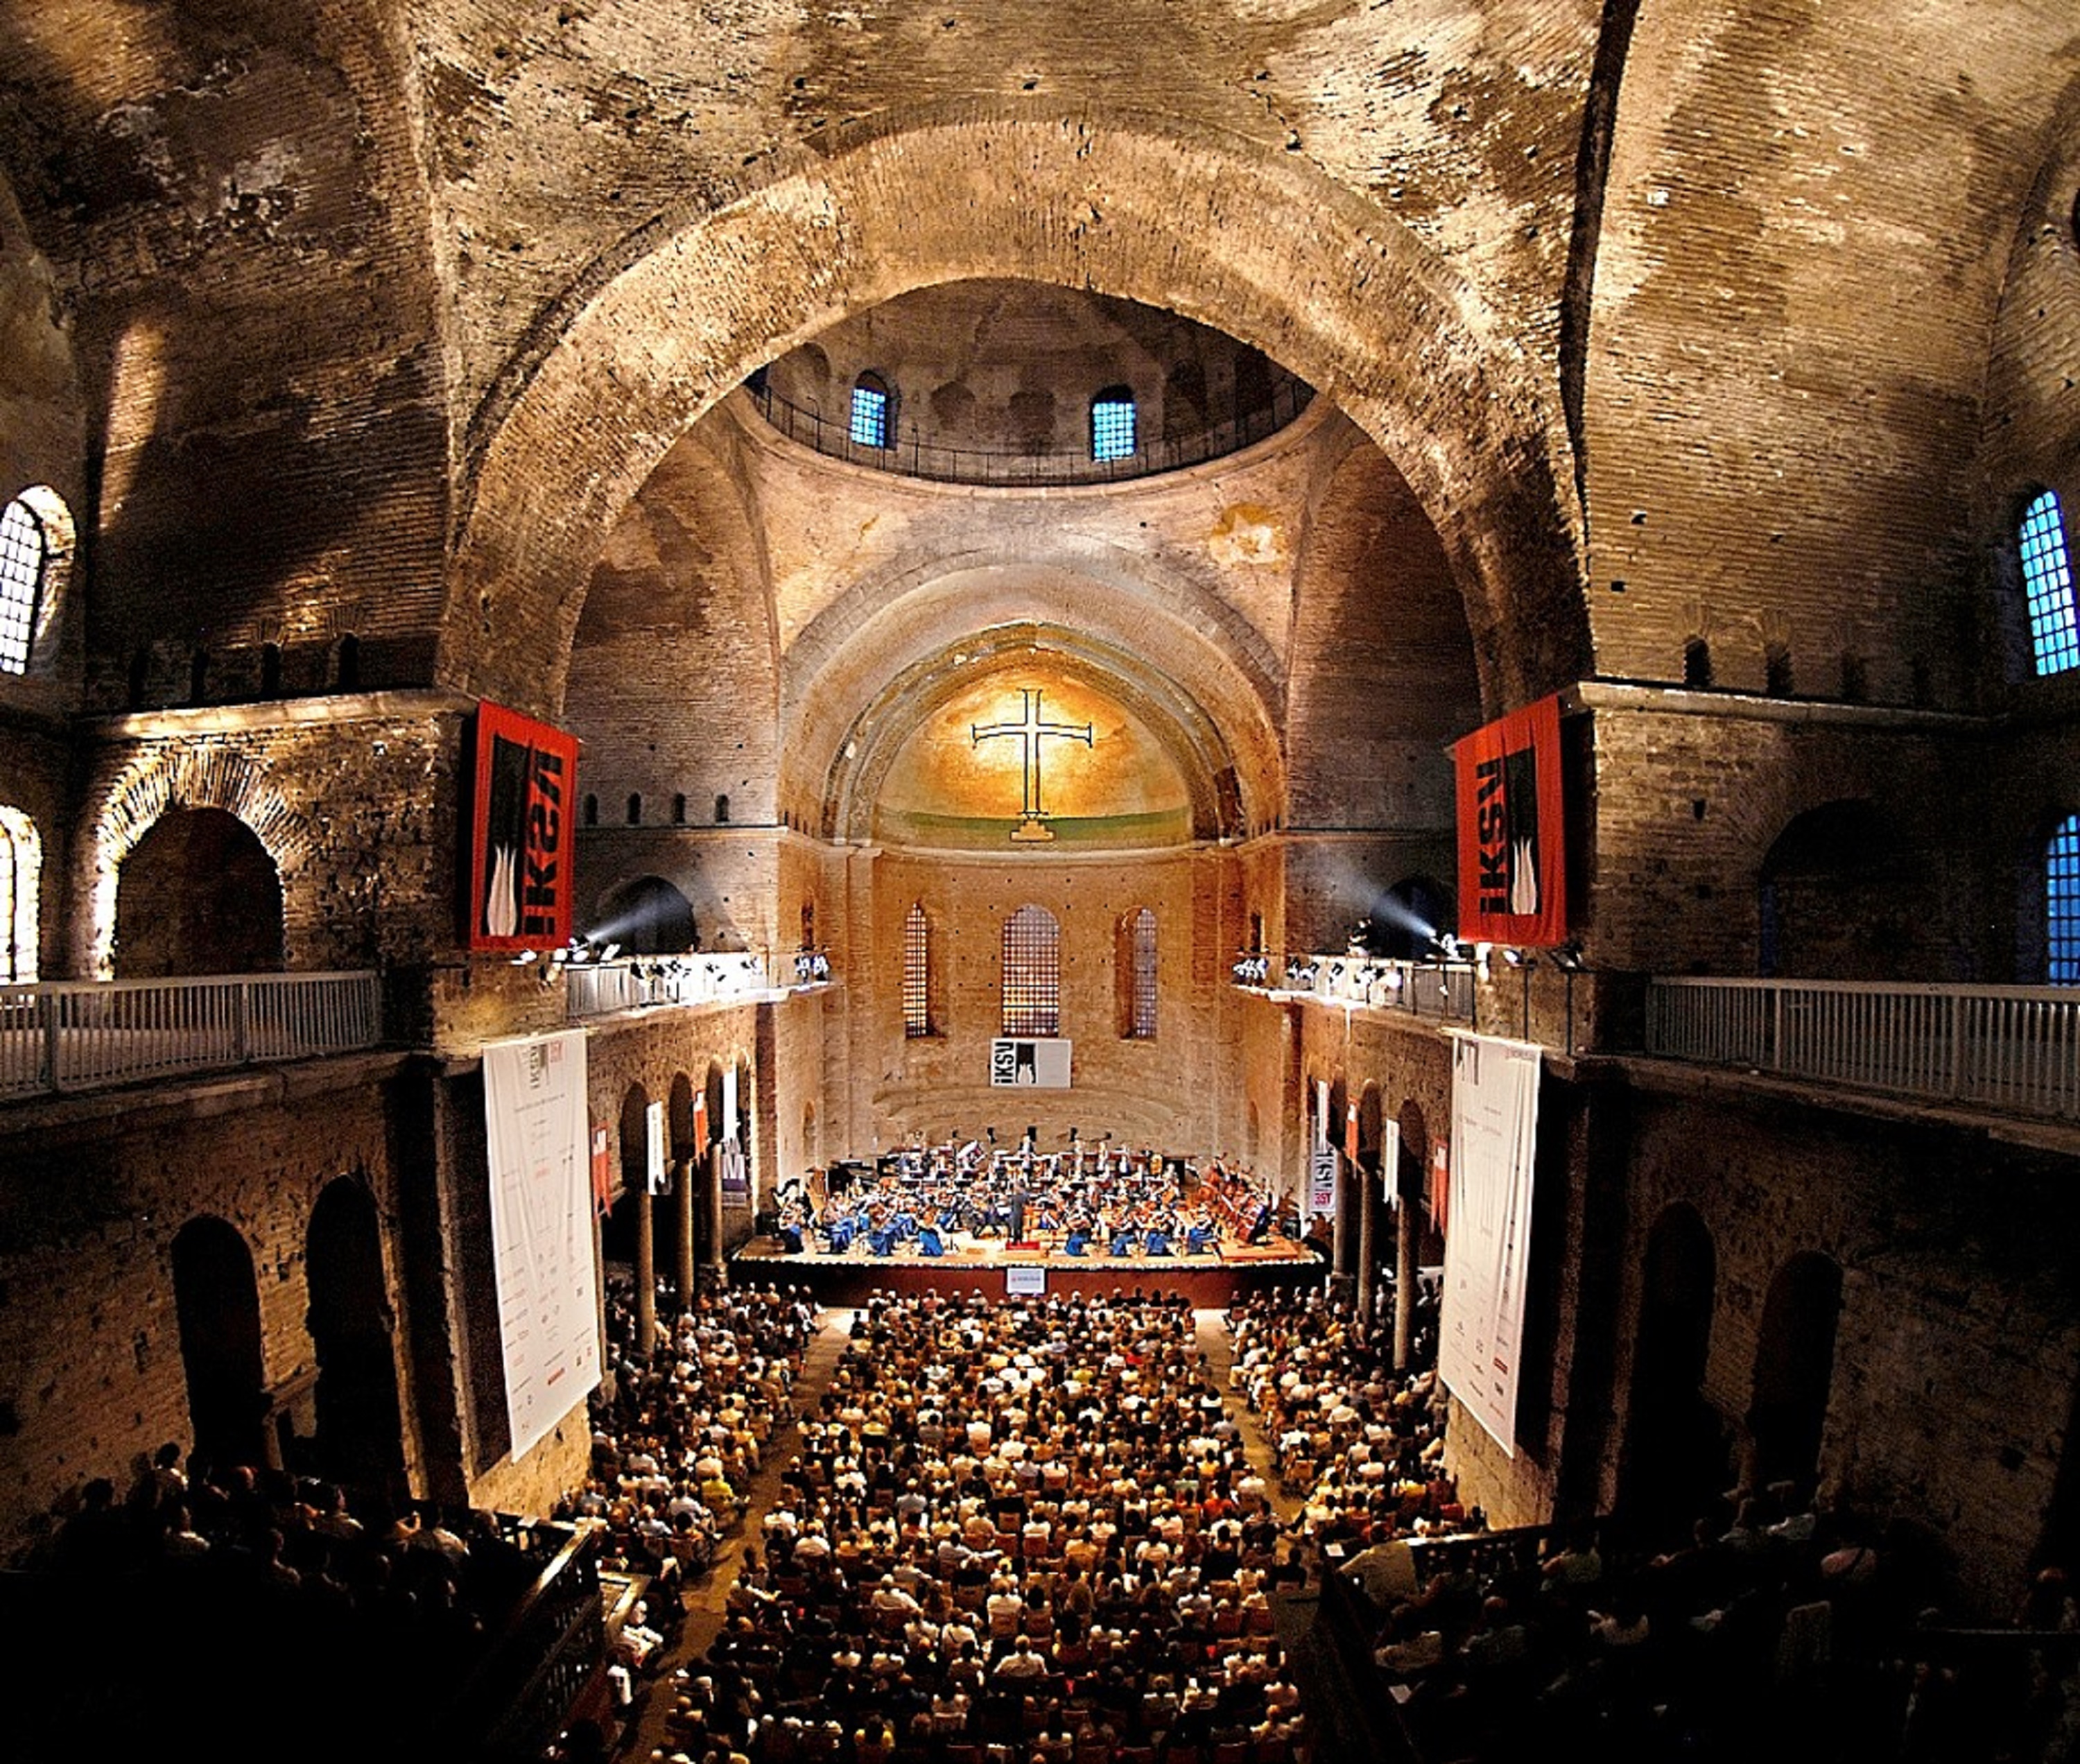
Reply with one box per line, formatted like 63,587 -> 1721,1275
468,702 -> 580,952
1451,693 -> 1568,946
1344,1100 -> 1360,1166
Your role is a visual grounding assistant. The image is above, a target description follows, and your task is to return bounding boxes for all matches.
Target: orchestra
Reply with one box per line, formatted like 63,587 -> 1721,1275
771,1134 -> 1291,1262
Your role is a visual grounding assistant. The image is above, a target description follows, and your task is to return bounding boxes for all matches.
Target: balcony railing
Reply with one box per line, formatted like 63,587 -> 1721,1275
1647,977 -> 2080,1121
0,971 -> 382,1098
1231,952 -> 1478,1027
743,374 -> 1315,488
564,951 -> 785,1020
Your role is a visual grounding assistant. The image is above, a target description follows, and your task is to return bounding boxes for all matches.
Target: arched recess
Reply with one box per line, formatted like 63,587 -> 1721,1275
1355,1082 -> 1385,1177
1369,876 -> 1454,961
115,806 -> 284,977
1325,1073 -> 1354,1279
566,422 -> 783,829
1758,800 -> 1918,980
803,590 -> 1281,845
171,1216 -> 266,1473
84,745 -> 312,978
605,1082 -> 650,1267
666,1071 -> 699,1302
695,1061 -> 727,1272
593,874 -> 697,955
304,1177 -> 405,1497
1748,1250 -> 1844,1497
1616,1203 -> 1724,1541
0,804 -> 40,981
734,1053 -> 756,1199
447,112 -> 1586,719
1285,438 -> 1482,832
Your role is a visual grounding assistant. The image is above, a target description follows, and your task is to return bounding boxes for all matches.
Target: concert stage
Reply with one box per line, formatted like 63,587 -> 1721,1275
729,1231 -> 1325,1307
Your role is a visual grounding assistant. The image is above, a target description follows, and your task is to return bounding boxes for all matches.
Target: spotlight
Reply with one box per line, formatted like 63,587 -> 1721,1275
1550,944 -> 1588,974
600,943 -> 621,962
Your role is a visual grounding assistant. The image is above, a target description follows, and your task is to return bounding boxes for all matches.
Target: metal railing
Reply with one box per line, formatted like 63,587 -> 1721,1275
1233,952 -> 1478,1027
743,374 -> 1315,488
564,951 -> 781,1019
0,970 -> 381,1097
1647,977 -> 2080,1120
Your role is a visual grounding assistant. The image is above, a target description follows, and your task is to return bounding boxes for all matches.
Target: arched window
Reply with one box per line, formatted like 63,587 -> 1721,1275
850,371 -> 893,449
2021,490 -> 2077,676
1125,906 -> 1157,1039
2049,815 -> 2080,983
0,494 -> 50,675
903,902 -> 932,1037
1091,386 -> 1136,462
0,806 -> 40,982
1002,904 -> 1060,1037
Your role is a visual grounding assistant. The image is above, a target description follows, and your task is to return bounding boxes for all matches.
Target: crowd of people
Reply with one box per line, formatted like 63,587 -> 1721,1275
556,1281 -> 822,1649
650,1288 -> 1317,1764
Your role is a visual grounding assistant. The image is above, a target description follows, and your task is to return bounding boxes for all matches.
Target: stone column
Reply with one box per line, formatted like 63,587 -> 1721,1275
1355,1164 -> 1378,1328
633,1188 -> 656,1356
676,1159 -> 697,1307
702,1143 -> 729,1291
1394,1184 -> 1418,1372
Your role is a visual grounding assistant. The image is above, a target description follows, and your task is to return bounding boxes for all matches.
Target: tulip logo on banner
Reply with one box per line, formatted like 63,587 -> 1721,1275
1451,694 -> 1568,948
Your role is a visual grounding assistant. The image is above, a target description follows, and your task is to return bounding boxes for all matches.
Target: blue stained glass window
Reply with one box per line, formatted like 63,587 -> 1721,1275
2051,815 -> 2080,984
1091,389 -> 1136,462
2021,490 -> 2077,676
851,374 -> 891,449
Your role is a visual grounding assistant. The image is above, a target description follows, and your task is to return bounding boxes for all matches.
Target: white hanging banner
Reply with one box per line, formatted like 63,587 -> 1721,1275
723,1064 -> 740,1142
483,1030 -> 601,1462
645,1100 -> 668,1195
1437,1032 -> 1542,1458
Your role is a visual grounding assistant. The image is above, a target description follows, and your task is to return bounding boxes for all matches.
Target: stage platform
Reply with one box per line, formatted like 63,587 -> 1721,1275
729,1232 -> 1326,1306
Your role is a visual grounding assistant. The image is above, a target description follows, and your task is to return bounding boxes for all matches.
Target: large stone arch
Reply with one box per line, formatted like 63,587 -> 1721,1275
80,745 -> 315,978
447,108 -> 1588,718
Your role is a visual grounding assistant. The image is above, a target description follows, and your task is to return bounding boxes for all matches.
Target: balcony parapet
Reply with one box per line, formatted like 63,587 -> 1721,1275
1646,976 -> 2080,1122
0,970 -> 381,1098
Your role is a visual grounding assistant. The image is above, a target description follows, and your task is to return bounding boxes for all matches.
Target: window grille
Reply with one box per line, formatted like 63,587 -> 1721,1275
2051,815 -> 2080,983
851,374 -> 892,449
0,497 -> 46,675
903,903 -> 931,1037
2022,490 -> 2077,677
1091,388 -> 1136,462
1127,907 -> 1157,1039
1002,904 -> 1060,1037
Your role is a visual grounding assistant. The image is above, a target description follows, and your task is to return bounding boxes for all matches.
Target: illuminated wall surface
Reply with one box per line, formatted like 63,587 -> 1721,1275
874,667 -> 1191,851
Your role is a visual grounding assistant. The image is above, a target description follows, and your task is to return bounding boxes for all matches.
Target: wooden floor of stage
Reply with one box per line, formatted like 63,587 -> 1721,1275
729,1230 -> 1326,1305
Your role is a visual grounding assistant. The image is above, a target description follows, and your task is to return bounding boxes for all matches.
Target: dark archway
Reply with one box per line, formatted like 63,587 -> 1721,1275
1374,875 -> 1453,960
1617,1203 -> 1725,1542
1326,1074 -> 1354,1281
1758,801 -> 1920,980
591,874 -> 696,956
171,1216 -> 267,1473
305,1178 -> 406,1498
1396,1100 -> 1442,1265
116,807 -> 283,977
1749,1250 -> 1844,1496
603,1083 -> 650,1267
